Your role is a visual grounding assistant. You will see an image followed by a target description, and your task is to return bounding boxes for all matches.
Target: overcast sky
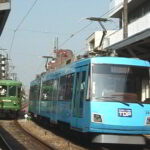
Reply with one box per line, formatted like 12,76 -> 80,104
0,0 -> 111,89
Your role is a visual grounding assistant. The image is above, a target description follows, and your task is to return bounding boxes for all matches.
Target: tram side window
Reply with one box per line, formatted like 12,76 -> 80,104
29,85 -> 40,101
47,80 -> 53,100
29,87 -> 33,100
80,71 -> 86,102
41,82 -> 49,101
65,74 -> 74,101
9,86 -> 16,97
59,76 -> 66,101
29,86 -> 35,100
0,85 -> 7,97
53,79 -> 58,101
42,80 -> 53,101
17,87 -> 21,98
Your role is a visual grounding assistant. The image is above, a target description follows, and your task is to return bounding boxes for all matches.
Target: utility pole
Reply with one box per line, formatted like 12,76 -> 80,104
53,37 -> 59,59
123,0 -> 128,39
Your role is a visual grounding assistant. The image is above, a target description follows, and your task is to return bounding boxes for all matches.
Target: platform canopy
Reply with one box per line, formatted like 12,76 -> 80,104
0,0 -> 11,35
106,28 -> 150,61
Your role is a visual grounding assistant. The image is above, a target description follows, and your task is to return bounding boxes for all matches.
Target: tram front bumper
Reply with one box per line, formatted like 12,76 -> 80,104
91,133 -> 146,145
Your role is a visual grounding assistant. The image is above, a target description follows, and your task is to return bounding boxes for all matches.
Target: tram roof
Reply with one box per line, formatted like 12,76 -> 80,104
0,80 -> 22,86
90,57 -> 150,67
30,57 -> 150,85
42,57 -> 150,81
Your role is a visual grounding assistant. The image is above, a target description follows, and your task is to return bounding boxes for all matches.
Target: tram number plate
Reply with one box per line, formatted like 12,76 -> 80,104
118,108 -> 132,117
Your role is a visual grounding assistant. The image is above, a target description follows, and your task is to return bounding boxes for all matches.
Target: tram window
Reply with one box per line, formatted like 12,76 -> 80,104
29,85 -> 40,101
48,80 -> 53,100
41,83 -> 49,101
0,85 -> 7,97
59,76 -> 66,101
29,87 -> 33,100
74,72 -> 80,108
92,64 -> 150,103
17,87 -> 21,98
52,79 -> 58,101
42,80 -> 53,101
65,74 -> 74,101
80,71 -> 86,102
9,86 -> 16,97
29,86 -> 35,100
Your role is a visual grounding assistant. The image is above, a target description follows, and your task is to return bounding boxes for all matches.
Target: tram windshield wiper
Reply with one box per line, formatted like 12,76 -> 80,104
134,100 -> 144,107
107,100 -> 130,106
95,96 -> 144,107
95,96 -> 130,106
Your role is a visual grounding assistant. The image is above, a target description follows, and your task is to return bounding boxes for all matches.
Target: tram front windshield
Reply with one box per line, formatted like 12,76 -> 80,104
0,85 -> 7,97
92,64 -> 150,103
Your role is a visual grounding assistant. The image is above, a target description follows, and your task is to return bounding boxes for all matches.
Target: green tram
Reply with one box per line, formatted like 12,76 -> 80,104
0,80 -> 22,118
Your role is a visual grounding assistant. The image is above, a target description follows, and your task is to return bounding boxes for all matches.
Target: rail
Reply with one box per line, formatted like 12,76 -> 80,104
14,120 -> 58,150
0,133 -> 13,150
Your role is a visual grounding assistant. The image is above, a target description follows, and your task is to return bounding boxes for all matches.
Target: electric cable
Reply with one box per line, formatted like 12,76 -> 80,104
58,1 -> 124,48
9,0 -> 39,55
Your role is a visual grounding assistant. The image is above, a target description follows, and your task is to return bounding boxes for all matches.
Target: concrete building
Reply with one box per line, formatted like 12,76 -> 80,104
106,0 -> 150,60
87,31 -> 115,52
108,0 -> 150,45
87,0 -> 150,60
0,0 -> 11,35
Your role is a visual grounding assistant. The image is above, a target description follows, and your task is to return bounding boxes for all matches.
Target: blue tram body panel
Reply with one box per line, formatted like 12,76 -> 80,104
57,101 -> 72,123
29,57 -> 150,142
91,57 -> 150,67
83,101 -> 150,134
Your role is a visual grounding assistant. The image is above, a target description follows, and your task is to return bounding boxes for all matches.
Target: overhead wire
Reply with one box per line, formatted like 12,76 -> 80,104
58,1 -> 124,49
5,27 -> 70,36
8,1 -> 124,77
8,1 -> 124,53
9,0 -> 39,55
59,22 -> 93,48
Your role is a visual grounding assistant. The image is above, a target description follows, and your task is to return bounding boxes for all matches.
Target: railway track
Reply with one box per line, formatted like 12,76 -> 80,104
0,120 -> 57,150
21,119 -> 150,150
0,119 -> 149,150
0,133 -> 12,150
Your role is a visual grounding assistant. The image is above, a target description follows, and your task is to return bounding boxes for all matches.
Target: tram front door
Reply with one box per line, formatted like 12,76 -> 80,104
71,66 -> 88,130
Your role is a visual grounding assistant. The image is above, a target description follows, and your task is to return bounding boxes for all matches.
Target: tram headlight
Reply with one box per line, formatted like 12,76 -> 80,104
146,116 -> 150,125
13,101 -> 17,105
92,113 -> 103,123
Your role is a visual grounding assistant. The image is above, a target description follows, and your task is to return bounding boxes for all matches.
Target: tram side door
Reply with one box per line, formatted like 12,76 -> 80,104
71,66 -> 88,130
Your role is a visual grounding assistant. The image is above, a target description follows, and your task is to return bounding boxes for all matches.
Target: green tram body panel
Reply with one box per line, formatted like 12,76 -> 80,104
0,80 -> 22,86
0,80 -> 22,112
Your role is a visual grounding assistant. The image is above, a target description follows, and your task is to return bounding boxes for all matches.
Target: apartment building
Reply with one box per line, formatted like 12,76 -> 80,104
87,0 -> 150,60
107,0 -> 150,60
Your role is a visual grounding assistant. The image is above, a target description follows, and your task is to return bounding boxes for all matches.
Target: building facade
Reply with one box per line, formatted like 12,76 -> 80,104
87,0 -> 150,60
87,31 -> 115,52
108,0 -> 150,46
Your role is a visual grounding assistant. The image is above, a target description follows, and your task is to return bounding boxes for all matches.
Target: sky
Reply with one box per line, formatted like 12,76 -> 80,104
0,0 -> 111,89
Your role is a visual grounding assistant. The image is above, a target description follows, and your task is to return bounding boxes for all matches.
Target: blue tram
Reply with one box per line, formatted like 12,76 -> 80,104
29,57 -> 150,144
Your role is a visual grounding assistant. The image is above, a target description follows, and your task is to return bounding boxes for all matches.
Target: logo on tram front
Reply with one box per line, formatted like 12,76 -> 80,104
118,108 -> 132,117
